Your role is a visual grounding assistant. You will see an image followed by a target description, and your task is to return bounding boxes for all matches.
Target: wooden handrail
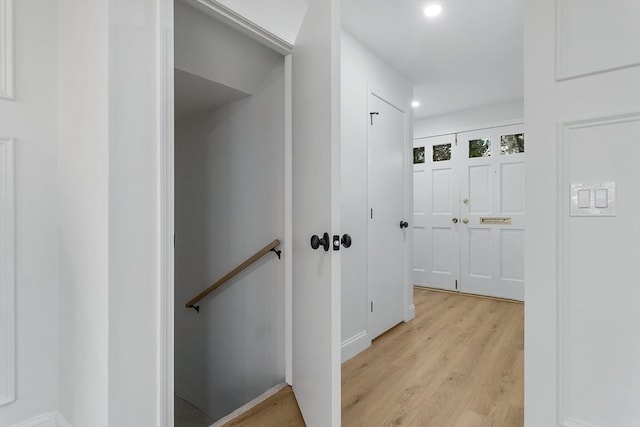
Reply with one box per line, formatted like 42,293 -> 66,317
185,239 -> 281,311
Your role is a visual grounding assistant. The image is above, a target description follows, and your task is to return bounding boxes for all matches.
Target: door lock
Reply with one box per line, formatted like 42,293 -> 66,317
332,234 -> 353,250
462,218 -> 469,224
452,218 -> 459,224
399,221 -> 409,229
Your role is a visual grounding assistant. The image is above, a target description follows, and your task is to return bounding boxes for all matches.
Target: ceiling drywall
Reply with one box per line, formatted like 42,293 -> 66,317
174,68 -> 250,121
342,0 -> 524,118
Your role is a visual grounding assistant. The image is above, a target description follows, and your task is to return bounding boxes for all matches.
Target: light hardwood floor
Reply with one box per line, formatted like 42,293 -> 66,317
223,288 -> 524,426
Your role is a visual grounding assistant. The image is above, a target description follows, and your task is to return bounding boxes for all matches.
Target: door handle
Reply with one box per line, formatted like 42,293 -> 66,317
462,218 -> 469,224
310,232 -> 330,251
333,234 -> 353,250
452,218 -> 459,224
399,221 -> 409,229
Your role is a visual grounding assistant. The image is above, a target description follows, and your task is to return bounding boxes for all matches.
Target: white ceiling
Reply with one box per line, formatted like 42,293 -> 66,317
180,0 -> 523,119
342,0 -> 524,118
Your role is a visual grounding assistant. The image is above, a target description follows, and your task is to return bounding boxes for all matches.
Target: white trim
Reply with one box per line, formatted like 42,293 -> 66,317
183,0 -> 293,55
405,303 -> 415,322
0,0 -> 13,100
0,137 -> 15,407
9,411 -> 71,427
557,112 -> 640,427
158,0 -> 175,425
340,330 -> 369,363
414,118 -> 525,141
555,0 -> 640,81
284,53 -> 293,385
210,383 -> 287,427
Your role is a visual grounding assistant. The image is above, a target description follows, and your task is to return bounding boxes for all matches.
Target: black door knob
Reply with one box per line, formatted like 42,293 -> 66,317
400,221 -> 409,229
341,234 -> 352,248
310,232 -> 330,251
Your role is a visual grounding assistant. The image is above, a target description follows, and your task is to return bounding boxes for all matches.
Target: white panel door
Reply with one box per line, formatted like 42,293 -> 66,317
367,91 -> 406,339
413,134 -> 459,291
525,0 -> 640,425
291,0 -> 341,425
458,124 -> 524,301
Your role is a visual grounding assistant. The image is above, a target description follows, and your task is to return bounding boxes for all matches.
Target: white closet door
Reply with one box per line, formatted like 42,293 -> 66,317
367,91 -> 406,339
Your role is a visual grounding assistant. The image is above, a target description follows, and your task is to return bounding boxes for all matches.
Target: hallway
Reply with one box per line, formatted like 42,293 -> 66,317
222,287 -> 524,426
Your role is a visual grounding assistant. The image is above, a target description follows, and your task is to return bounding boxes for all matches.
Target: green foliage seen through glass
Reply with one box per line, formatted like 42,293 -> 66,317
413,147 -> 425,164
432,143 -> 452,162
500,133 -> 525,155
469,138 -> 491,158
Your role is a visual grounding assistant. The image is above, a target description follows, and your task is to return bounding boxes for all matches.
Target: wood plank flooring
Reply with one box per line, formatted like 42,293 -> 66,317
223,288 -> 524,426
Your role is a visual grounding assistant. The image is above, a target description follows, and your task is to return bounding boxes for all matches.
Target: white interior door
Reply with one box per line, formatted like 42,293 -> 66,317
367,91 -> 406,339
458,124 -> 525,301
413,134 -> 459,291
525,1 -> 640,425
291,0 -> 341,425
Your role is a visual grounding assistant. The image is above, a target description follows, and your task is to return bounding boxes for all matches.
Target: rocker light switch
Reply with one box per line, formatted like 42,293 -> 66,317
577,190 -> 591,208
570,181 -> 616,217
594,188 -> 608,208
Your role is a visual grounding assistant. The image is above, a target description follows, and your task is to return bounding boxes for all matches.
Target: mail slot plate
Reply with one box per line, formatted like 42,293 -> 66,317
480,217 -> 512,225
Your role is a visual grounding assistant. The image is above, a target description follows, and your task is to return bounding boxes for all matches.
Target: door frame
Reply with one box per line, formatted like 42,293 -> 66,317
366,85 -> 415,328
158,2 -> 295,425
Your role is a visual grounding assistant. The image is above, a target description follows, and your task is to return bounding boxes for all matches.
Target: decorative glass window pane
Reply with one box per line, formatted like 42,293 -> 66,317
501,133 -> 525,155
469,138 -> 491,158
413,147 -> 425,164
432,143 -> 452,162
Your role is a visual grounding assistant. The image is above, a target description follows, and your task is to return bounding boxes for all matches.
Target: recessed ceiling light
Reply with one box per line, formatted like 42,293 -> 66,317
423,3 -> 442,18
411,100 -> 420,108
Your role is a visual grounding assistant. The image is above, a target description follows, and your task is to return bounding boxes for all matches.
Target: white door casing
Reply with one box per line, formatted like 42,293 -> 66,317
413,134 -> 459,291
525,0 -> 640,426
458,124 -> 525,301
367,90 -> 406,339
291,0 -> 341,425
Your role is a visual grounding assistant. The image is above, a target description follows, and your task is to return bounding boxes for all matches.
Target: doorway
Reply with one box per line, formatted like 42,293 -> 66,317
413,123 -> 525,301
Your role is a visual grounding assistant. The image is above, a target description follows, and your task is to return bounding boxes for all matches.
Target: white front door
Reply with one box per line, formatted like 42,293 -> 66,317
525,0 -> 640,426
291,0 -> 341,425
413,134 -> 459,291
367,91 -> 406,339
458,125 -> 525,300
413,124 -> 524,300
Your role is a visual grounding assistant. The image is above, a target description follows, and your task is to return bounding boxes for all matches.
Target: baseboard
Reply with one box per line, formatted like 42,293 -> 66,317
9,411 -> 71,427
341,330 -> 370,363
405,304 -> 416,322
211,383 -> 286,427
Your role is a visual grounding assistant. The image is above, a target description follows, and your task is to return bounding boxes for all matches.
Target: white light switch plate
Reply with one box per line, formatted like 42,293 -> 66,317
570,181 -> 616,216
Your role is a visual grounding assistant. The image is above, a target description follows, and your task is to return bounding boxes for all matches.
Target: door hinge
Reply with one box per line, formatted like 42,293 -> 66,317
455,279 -> 458,290
455,134 -> 458,146
371,208 -> 373,219
371,301 -> 374,312
369,111 -> 379,125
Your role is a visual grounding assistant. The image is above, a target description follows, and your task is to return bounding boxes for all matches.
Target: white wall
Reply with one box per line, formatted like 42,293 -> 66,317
340,31 -> 414,362
57,1 -> 109,426
57,0 -> 164,425
174,20 -> 285,420
107,0 -> 163,425
413,98 -> 524,139
0,1 -> 59,425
